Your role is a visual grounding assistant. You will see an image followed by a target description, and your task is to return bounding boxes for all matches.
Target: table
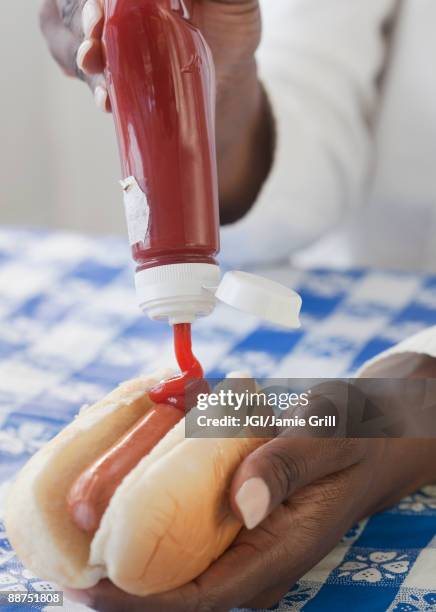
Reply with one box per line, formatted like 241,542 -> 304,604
0,228 -> 435,611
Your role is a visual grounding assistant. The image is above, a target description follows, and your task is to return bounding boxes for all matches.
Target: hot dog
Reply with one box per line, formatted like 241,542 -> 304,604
5,372 -> 264,596
67,403 -> 184,534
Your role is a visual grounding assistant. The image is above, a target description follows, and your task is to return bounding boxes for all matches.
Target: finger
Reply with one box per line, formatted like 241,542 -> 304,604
71,54 -> 110,112
82,0 -> 104,39
40,0 -> 80,76
80,0 -> 105,73
231,437 -> 367,529
188,467 -> 364,611
84,72 -> 111,112
56,0 -> 104,75
93,82 -> 112,113
76,38 -> 104,75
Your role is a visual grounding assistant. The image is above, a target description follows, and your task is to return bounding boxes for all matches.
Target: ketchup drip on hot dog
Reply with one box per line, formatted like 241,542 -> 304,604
149,323 -> 204,410
67,323 -> 205,533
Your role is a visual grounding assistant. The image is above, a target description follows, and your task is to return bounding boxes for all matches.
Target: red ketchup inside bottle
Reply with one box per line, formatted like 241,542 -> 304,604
103,0 -> 220,407
103,0 -> 219,270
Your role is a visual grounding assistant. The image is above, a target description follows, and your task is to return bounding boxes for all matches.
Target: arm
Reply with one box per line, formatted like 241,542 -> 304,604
221,0 -> 399,265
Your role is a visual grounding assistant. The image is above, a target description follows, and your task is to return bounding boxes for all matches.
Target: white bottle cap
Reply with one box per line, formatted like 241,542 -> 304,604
135,264 -> 301,328
135,263 -> 221,325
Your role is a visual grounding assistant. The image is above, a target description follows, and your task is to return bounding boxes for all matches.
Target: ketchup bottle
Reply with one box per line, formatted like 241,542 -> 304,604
103,0 -> 303,336
103,0 -> 221,325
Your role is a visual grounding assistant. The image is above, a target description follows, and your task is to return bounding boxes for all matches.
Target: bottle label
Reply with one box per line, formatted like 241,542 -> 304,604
120,176 -> 150,246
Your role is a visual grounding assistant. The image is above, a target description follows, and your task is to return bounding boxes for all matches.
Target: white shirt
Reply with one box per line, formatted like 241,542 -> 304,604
221,0 -> 436,272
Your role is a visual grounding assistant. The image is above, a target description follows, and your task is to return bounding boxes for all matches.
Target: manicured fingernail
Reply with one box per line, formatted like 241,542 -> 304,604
82,0 -> 103,38
76,40 -> 93,72
235,477 -> 271,530
64,589 -> 91,606
94,85 -> 108,112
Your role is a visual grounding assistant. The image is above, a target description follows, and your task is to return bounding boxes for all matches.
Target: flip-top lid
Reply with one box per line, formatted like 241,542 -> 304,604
216,271 -> 302,329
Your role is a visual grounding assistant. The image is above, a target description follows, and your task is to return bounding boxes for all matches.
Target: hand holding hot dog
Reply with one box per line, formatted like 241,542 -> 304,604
67,435 -> 436,611
65,360 -> 436,611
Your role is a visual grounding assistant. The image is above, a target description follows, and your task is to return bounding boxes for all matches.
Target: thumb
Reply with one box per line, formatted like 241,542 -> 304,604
231,438 -> 366,530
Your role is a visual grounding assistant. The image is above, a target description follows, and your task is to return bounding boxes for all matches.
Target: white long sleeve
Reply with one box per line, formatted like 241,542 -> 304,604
358,326 -> 436,377
220,0 -> 397,267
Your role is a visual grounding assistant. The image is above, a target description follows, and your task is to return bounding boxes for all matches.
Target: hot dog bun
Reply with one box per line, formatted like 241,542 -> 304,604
5,372 -> 263,596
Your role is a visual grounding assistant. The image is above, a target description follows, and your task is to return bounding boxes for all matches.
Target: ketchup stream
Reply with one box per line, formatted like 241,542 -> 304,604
149,323 -> 204,410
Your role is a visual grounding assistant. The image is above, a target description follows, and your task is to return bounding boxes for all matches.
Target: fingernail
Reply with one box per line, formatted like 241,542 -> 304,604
94,85 -> 108,112
82,0 -> 103,38
235,477 -> 271,530
76,40 -> 93,72
64,589 -> 91,606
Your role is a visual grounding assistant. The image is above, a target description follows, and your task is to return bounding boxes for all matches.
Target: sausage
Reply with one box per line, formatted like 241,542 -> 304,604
67,404 -> 183,533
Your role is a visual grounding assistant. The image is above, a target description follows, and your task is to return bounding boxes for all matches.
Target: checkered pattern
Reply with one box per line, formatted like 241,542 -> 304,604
0,228 -> 435,611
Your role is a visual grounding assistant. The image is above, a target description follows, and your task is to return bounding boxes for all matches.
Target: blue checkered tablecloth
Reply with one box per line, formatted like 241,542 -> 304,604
0,228 -> 435,612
